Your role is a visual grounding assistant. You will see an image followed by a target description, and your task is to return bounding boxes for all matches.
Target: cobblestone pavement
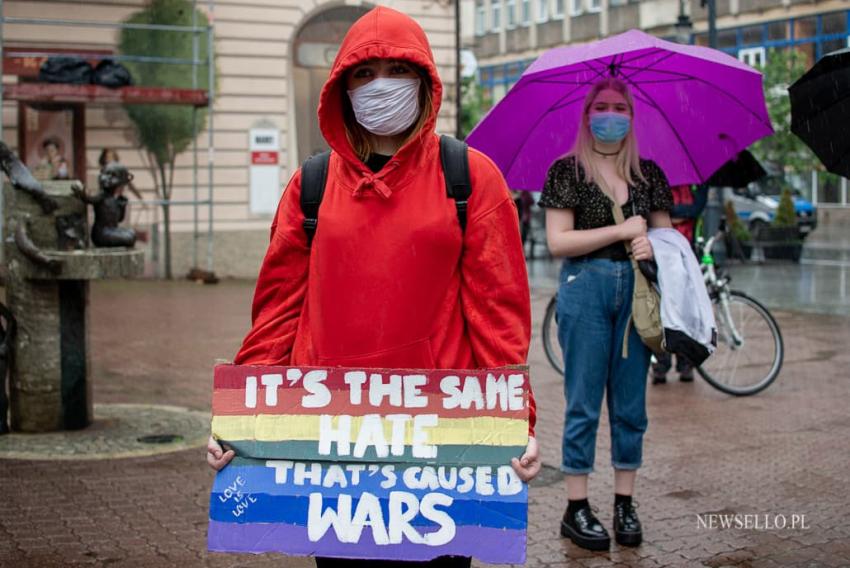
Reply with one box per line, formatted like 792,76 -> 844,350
1,278 -> 849,567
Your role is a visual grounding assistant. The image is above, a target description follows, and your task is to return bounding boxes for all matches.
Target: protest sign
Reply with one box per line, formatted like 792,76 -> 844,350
208,364 -> 530,563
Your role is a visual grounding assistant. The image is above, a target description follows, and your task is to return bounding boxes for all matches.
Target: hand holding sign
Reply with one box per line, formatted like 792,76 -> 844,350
207,364 -> 533,564
512,436 -> 541,482
207,435 -> 235,471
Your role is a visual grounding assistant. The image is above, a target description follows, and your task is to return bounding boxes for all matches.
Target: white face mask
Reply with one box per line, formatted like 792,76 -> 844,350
347,77 -> 421,137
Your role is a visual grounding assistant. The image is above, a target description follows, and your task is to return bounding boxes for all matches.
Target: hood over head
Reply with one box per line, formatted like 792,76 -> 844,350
318,6 -> 443,170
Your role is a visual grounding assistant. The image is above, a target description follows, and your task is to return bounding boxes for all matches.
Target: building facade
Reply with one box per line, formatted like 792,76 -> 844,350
1,0 -> 458,277
466,0 -> 850,208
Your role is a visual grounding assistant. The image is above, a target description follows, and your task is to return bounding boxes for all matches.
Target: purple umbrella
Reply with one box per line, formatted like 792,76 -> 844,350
466,29 -> 773,189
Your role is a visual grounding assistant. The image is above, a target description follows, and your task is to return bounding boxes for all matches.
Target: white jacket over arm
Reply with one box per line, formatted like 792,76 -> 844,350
648,228 -> 717,366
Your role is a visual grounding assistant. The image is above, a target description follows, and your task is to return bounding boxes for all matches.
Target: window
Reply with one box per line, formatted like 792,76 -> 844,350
767,21 -> 788,42
553,0 -> 565,18
475,0 -> 486,36
537,0 -> 549,23
570,0 -> 582,16
794,16 -> 817,40
797,42 -> 816,68
741,25 -> 763,46
521,0 -> 531,23
506,0 -> 517,28
822,11 -> 846,35
738,47 -> 766,68
492,0 -> 502,31
821,37 -> 847,56
718,29 -> 737,49
588,0 -> 602,13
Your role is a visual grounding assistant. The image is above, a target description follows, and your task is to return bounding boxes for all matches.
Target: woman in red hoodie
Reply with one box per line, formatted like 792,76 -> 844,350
207,6 -> 540,567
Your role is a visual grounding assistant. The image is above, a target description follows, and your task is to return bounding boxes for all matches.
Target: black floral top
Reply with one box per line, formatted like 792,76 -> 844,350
539,155 -> 673,260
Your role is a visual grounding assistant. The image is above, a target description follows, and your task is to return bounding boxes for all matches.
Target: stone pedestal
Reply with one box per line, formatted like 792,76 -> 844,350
3,181 -> 143,432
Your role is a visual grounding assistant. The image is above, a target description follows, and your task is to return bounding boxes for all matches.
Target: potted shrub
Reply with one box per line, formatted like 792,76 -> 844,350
760,189 -> 803,262
724,200 -> 753,260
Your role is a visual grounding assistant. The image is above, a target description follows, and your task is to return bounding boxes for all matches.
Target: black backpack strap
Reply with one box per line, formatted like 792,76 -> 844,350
439,135 -> 472,233
299,151 -> 331,246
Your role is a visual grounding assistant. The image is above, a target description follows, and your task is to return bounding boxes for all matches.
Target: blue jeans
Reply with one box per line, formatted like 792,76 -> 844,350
556,258 -> 651,475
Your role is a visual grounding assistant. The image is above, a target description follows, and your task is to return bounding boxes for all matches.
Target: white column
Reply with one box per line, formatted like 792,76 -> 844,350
530,0 -> 538,49
499,0 -> 507,53
600,0 -> 609,37
811,170 -> 818,206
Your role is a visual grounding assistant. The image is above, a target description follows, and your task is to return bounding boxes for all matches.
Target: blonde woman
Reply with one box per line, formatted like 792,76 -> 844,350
539,77 -> 673,551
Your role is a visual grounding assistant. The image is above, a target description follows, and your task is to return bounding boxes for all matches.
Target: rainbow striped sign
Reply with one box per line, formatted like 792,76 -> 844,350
208,364 -> 530,563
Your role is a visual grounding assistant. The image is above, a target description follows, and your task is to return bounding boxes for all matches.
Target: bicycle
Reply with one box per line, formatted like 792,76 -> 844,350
542,229 -> 784,396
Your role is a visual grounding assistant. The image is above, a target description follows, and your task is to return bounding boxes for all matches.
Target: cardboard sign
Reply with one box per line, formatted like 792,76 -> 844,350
208,365 -> 530,563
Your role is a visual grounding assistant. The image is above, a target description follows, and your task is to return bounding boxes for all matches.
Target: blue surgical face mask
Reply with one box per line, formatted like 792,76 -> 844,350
589,112 -> 631,144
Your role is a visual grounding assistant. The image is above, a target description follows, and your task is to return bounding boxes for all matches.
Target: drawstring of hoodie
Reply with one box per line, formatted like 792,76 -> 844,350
352,161 -> 400,199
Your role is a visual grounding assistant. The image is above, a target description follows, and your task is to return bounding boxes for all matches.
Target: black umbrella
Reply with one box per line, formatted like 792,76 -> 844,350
706,149 -> 767,187
789,47 -> 850,177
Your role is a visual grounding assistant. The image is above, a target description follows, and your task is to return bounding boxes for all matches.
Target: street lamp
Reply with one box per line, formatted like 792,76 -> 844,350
674,0 -> 692,44
674,13 -> 693,45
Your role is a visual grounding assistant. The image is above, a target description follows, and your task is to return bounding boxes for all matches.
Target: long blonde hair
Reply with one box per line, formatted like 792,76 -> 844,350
571,78 -> 645,190
342,64 -> 434,162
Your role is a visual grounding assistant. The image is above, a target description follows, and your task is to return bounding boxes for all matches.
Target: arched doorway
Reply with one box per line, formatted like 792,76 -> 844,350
292,5 -> 371,162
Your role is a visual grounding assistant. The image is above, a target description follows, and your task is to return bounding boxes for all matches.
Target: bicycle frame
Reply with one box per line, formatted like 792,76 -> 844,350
698,232 -> 744,349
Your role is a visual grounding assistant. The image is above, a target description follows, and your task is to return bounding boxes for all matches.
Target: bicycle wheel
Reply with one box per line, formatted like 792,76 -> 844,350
542,295 -> 564,376
698,290 -> 783,396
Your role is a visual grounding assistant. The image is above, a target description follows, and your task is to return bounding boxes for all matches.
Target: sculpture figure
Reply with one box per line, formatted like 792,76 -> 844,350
73,162 -> 137,248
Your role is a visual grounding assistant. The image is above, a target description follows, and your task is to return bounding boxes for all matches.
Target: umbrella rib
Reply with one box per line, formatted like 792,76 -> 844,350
522,57 -> 613,86
552,94 -> 593,111
625,78 -> 705,181
616,47 -> 667,68
583,60 -> 610,81
501,81 -> 593,179
519,61 -> 605,87
528,78 -> 599,86
619,51 -> 676,81
520,48 -> 667,86
609,52 -> 622,77
512,69 -> 602,97
628,78 -> 698,85
792,89 -> 850,121
615,62 -> 772,129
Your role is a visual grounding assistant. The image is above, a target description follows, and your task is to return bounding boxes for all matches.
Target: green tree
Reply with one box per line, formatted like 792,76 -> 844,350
724,200 -> 751,241
119,0 -> 215,279
773,189 -> 797,228
459,76 -> 489,140
752,48 -> 817,184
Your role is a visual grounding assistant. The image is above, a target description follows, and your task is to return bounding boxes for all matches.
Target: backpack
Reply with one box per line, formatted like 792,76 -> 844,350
299,135 -> 471,245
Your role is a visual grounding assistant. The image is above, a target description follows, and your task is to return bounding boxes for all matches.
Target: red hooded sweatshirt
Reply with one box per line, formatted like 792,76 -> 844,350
233,6 -> 535,434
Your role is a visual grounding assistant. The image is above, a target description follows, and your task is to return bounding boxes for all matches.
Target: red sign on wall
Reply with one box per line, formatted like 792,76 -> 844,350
251,151 -> 279,165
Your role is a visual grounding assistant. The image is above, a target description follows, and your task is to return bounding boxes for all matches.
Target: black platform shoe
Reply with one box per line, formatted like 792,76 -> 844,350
613,499 -> 642,546
560,504 -> 611,551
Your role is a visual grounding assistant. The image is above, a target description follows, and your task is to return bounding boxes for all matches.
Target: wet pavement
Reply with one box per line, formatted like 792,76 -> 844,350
1,266 -> 850,567
530,251 -> 850,317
